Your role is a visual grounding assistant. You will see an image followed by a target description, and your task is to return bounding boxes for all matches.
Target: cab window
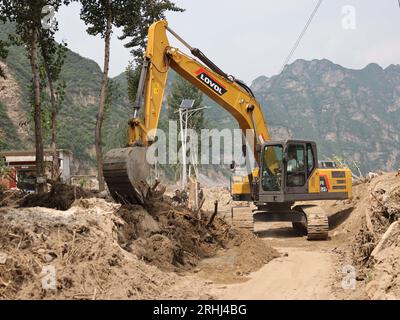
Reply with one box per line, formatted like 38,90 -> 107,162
306,144 -> 315,177
261,145 -> 283,192
286,144 -> 306,187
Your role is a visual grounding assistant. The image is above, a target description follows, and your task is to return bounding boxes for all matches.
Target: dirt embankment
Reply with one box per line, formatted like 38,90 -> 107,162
321,172 -> 400,299
0,198 -> 215,300
117,198 -> 277,275
0,186 -> 277,300
350,173 -> 400,299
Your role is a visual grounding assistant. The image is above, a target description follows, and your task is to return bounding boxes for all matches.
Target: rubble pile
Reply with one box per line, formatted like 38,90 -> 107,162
351,173 -> 400,299
20,183 -> 93,210
0,188 -> 277,300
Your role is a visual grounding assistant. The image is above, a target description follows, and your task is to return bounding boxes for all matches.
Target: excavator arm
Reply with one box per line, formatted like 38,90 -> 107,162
104,20 -> 274,204
130,20 -> 270,162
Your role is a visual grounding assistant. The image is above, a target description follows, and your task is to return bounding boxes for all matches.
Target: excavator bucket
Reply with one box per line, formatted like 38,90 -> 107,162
103,147 -> 150,204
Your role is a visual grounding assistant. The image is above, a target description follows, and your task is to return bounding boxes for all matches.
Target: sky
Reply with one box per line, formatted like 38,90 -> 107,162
55,0 -> 400,83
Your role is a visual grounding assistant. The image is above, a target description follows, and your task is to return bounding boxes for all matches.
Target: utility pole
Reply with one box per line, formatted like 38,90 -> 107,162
178,99 -> 195,188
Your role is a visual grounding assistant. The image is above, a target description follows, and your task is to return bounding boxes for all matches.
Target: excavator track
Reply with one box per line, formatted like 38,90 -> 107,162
231,204 -> 329,240
298,205 -> 329,240
230,205 -> 254,231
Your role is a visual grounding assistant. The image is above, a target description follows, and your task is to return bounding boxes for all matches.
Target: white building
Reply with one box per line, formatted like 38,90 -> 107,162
0,149 -> 73,190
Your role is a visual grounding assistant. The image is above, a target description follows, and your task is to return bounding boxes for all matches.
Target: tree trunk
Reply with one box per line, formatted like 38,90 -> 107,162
95,14 -> 112,191
50,111 -> 59,180
30,28 -> 46,194
44,63 -> 60,181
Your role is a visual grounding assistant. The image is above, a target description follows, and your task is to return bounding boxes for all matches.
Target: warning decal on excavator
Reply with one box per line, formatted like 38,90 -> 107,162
195,68 -> 227,96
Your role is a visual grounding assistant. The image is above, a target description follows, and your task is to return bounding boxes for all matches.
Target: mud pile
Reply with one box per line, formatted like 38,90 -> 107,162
0,193 -> 276,299
0,199 -> 223,299
349,173 -> 400,299
197,229 -> 279,284
20,183 -> 93,210
116,199 -> 277,272
201,187 -> 233,212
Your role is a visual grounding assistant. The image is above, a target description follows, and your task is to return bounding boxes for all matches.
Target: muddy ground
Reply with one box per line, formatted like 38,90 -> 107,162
1,172 -> 399,300
0,187 -> 276,300
220,172 -> 400,300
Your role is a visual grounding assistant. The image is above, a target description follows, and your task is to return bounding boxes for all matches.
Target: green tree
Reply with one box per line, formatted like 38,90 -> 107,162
0,157 -> 11,191
125,60 -> 140,105
167,76 -> 204,131
0,15 -> 8,79
80,0 -> 124,191
38,23 -> 68,180
0,39 -> 8,79
119,0 -> 184,64
0,0 -> 68,193
120,0 -> 184,105
79,0 -> 183,190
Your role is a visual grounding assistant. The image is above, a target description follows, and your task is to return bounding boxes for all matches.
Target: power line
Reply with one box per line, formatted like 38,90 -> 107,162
281,0 -> 324,72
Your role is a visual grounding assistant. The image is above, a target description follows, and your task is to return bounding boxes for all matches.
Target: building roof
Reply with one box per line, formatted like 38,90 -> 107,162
0,149 -> 72,157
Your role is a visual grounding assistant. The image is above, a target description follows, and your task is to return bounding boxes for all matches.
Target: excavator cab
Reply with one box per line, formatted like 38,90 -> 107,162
257,140 -> 351,203
230,140 -> 353,239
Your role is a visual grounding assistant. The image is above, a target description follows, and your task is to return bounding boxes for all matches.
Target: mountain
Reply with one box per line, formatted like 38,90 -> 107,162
169,58 -> 400,174
251,59 -> 400,173
0,23 -> 131,173
1,20 -> 399,175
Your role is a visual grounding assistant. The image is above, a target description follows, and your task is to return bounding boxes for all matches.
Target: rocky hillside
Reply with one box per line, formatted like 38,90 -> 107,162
0,23 -> 131,173
251,59 -> 400,174
1,20 -> 399,175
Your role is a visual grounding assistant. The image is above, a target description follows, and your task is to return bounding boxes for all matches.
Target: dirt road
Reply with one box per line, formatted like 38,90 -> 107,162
215,221 -> 365,300
222,247 -> 333,299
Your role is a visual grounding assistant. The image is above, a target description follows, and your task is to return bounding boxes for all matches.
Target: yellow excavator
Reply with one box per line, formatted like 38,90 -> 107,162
103,20 -> 352,240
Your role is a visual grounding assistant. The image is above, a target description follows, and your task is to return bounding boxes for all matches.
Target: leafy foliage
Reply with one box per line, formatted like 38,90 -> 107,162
118,0 -> 184,64
79,0 -> 116,37
123,0 -> 184,107
0,102 -> 21,150
0,38 -> 8,78
0,156 -> 11,179
166,76 -> 204,130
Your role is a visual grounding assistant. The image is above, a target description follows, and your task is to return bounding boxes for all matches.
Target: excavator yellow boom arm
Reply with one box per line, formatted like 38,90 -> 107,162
130,20 -> 269,164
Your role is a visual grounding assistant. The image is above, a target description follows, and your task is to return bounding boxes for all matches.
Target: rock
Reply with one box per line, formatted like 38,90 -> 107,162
97,191 -> 109,199
368,172 -> 378,180
283,252 -> 289,257
43,254 -> 55,263
0,252 -> 7,264
371,221 -> 400,259
205,280 -> 213,285
193,268 -> 201,273
333,231 -> 340,237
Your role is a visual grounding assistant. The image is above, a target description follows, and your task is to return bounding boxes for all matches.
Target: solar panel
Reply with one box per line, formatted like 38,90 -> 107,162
180,99 -> 195,109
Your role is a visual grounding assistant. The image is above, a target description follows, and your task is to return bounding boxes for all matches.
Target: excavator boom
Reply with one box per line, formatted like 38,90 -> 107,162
104,20 -> 271,204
